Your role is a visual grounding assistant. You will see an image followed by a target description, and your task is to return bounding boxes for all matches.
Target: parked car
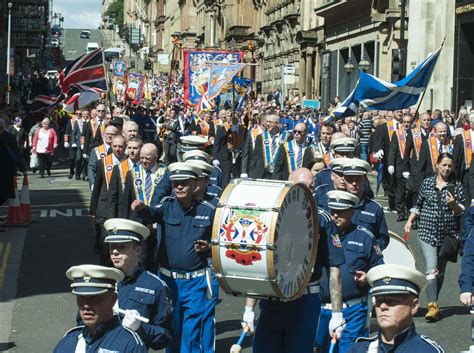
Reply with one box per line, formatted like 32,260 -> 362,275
86,42 -> 100,53
80,30 -> 91,39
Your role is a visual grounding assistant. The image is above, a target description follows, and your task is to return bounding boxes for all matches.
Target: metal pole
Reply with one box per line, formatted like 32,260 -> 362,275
232,75 -> 235,120
400,0 -> 406,78
280,64 -> 284,110
6,3 -> 12,105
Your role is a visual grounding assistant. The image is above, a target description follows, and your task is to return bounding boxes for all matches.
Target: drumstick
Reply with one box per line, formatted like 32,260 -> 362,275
329,333 -> 337,353
230,324 -> 250,353
404,230 -> 409,241
117,308 -> 150,323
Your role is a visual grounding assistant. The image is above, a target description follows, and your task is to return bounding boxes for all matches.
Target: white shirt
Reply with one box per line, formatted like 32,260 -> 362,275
36,129 -> 49,153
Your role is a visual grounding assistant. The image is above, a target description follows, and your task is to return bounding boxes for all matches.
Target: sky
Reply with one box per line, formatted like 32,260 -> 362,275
53,0 -> 102,29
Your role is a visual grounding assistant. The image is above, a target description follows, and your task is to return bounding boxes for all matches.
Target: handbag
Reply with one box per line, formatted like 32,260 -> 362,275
30,152 -> 39,169
439,235 -> 460,263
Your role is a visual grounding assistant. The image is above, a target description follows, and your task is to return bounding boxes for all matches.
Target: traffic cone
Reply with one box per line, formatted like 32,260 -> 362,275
6,177 -> 25,226
20,175 -> 32,223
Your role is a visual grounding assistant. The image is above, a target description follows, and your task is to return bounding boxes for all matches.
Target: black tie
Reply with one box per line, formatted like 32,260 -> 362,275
438,141 -> 443,154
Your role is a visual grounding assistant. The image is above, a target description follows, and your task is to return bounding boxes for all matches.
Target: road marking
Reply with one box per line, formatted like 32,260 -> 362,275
39,209 -> 89,217
0,242 -> 12,288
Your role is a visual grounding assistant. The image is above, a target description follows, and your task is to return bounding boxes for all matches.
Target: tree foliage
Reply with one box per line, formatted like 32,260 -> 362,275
104,0 -> 124,25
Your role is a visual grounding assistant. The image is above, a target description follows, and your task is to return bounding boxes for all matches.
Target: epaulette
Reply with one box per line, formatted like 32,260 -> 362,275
158,196 -> 175,207
356,225 -> 375,239
420,336 -> 445,352
123,327 -> 145,346
318,209 -> 332,223
198,199 -> 216,210
368,198 -> 384,208
146,270 -> 168,287
64,325 -> 84,337
212,184 -> 222,191
355,335 -> 377,342
314,184 -> 329,192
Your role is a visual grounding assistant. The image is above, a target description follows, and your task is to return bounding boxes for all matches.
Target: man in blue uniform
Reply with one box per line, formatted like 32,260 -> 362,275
340,158 -> 390,250
242,167 -> 346,353
131,162 -> 216,353
314,158 -> 349,211
103,218 -> 174,350
316,190 -> 384,353
54,264 -> 147,353
459,228 -> 474,313
347,264 -> 445,352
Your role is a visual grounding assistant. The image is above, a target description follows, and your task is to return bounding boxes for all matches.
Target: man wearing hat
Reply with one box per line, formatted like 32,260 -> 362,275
314,158 -> 349,211
340,158 -> 390,250
54,264 -> 147,352
107,137 -> 143,218
347,264 -> 445,352
316,190 -> 384,353
103,218 -> 173,350
131,162 -> 216,353
120,143 -> 166,270
185,159 -> 220,206
90,135 -> 128,264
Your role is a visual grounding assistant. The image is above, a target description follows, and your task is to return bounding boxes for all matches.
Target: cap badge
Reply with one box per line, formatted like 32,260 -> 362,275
176,169 -> 181,175
335,195 -> 340,202
112,227 -> 118,234
83,276 -> 91,283
383,276 -> 391,284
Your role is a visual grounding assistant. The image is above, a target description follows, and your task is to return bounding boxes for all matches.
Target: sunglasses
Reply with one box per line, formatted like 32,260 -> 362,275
293,130 -> 305,134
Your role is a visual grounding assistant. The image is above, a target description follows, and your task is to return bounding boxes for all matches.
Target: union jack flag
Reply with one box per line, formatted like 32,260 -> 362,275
59,48 -> 106,94
29,86 -> 64,112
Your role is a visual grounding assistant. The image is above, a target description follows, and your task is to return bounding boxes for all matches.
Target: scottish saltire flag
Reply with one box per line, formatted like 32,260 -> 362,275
59,48 -> 106,94
329,44 -> 442,121
208,63 -> 246,99
29,86 -> 64,112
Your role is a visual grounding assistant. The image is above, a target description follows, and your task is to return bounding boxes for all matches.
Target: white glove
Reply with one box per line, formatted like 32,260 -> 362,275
72,143 -> 77,148
64,142 -> 69,148
242,306 -> 256,333
328,312 -> 346,338
402,172 -> 410,180
388,166 -> 395,175
112,300 -> 119,316
375,149 -> 384,160
81,144 -> 85,150
240,173 -> 248,178
82,153 -> 88,159
212,159 -> 220,167
122,309 -> 142,331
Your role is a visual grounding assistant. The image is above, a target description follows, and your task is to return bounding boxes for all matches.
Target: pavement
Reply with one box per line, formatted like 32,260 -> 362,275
0,166 -> 472,352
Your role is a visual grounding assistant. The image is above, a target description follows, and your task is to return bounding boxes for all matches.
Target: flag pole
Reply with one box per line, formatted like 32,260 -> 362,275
101,48 -> 114,114
166,37 -> 178,112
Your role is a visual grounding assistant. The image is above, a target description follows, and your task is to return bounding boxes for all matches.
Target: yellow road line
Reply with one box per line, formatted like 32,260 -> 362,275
0,242 -> 12,288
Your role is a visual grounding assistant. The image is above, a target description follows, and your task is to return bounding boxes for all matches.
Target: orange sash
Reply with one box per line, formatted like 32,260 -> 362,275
387,119 -> 396,139
95,144 -> 108,159
396,127 -> 407,158
463,130 -> 473,169
428,135 -> 453,170
411,126 -> 423,160
198,120 -> 210,137
311,143 -> 331,166
119,159 -> 131,189
103,154 -> 115,190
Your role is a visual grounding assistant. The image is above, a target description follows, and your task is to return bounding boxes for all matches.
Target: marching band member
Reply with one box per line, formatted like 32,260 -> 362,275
132,162 -> 216,353
250,113 -> 290,179
315,190 -> 384,353
459,227 -> 474,312
388,114 -> 414,222
103,218 -> 174,350
89,135 -> 127,264
347,264 -> 445,353
54,265 -> 146,353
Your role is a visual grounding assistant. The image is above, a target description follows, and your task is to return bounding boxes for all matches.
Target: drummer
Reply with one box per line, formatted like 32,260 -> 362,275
315,190 -> 384,353
242,167 -> 346,353
313,158 -> 350,211
340,158 -> 390,250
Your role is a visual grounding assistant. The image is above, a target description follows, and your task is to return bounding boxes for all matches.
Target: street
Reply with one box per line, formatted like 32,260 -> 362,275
0,163 -> 472,353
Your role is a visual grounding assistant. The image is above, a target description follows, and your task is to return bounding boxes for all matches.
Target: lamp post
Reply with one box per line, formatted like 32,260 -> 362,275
6,2 -> 12,105
344,60 -> 355,98
359,56 -> 370,72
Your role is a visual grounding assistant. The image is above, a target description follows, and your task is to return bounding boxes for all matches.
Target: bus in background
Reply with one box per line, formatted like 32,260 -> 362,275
104,48 -> 124,69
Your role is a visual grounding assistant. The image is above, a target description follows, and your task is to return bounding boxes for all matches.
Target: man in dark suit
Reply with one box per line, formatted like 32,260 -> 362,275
213,113 -> 247,186
454,112 -> 474,207
250,113 -> 290,179
82,103 -> 106,155
241,114 -> 265,177
89,134 -> 127,264
388,114 -> 413,221
273,122 -> 312,181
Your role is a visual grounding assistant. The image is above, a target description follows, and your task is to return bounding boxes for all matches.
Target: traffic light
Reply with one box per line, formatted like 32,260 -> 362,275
392,48 -> 402,82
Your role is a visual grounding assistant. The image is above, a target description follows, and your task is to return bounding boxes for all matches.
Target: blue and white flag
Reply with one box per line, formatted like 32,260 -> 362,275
327,44 -> 442,121
208,63 -> 246,99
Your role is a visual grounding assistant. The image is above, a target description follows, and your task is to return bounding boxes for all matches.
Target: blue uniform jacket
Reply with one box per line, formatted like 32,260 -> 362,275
312,209 -> 346,281
461,206 -> 474,241
314,184 -> 331,212
54,317 -> 147,353
118,268 -> 173,350
138,196 -> 215,271
210,165 -> 223,189
459,228 -> 474,293
346,325 -> 445,352
314,169 -> 375,198
319,224 -> 384,303
353,198 -> 389,250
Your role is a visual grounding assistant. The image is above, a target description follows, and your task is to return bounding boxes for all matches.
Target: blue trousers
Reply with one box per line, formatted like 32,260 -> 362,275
201,272 -> 219,353
315,302 -> 369,353
161,273 -> 208,353
253,293 -> 321,353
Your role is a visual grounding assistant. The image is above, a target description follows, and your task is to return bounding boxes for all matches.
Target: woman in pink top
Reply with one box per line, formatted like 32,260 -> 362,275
32,118 -> 58,178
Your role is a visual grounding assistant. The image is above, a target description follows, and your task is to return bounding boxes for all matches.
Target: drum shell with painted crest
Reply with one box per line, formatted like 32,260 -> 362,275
211,178 -> 319,301
382,231 -> 417,268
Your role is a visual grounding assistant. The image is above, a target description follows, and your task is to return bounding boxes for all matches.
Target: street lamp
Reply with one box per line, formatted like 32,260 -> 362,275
359,55 -> 370,72
6,2 -> 12,105
344,59 -> 355,98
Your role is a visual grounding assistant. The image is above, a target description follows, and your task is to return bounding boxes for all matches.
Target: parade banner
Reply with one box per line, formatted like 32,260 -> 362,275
125,73 -> 145,105
216,77 -> 252,112
183,50 -> 243,106
113,60 -> 126,77
208,63 -> 246,99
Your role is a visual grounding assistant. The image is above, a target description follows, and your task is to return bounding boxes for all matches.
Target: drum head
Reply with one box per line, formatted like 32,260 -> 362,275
383,231 -> 416,268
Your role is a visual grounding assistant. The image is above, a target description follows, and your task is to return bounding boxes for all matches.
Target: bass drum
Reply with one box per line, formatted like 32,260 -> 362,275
383,231 -> 417,268
211,178 -> 319,301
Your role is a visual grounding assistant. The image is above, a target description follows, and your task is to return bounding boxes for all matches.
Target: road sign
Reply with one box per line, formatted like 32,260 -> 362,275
131,28 -> 140,45
283,64 -> 295,84
303,99 -> 320,109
